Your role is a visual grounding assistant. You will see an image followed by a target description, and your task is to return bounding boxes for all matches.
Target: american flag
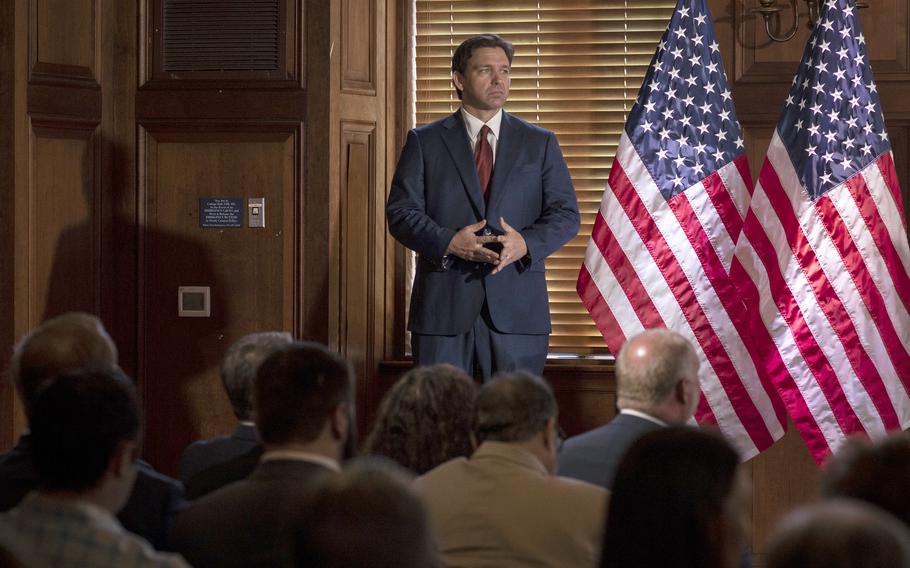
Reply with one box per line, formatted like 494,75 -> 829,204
731,0 -> 910,462
577,0 -> 786,458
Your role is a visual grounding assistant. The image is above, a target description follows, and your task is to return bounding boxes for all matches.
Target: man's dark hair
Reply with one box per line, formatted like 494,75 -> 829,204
450,34 -> 514,99
475,372 -> 556,443
221,331 -> 294,421
30,369 -> 140,492
11,312 -> 118,417
364,364 -> 476,474
600,427 -> 741,568
822,433 -> 910,528
295,457 -> 436,568
254,342 -> 354,445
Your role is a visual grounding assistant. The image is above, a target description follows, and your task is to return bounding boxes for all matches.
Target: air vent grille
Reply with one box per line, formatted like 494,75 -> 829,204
163,0 -> 280,72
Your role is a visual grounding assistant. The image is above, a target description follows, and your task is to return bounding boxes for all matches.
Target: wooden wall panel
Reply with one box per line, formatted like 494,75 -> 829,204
31,0 -> 98,83
341,0 -> 376,94
737,1 -> 909,82
338,122 -> 382,420
29,121 -> 100,322
138,128 -> 298,474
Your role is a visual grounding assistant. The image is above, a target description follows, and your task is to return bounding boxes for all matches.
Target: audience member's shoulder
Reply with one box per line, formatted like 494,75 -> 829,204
413,456 -> 470,486
184,446 -> 262,500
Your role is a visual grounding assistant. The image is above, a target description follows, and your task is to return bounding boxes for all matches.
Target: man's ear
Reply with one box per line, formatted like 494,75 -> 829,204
541,416 -> 557,451
108,440 -> 137,479
452,72 -> 465,93
329,402 -> 349,441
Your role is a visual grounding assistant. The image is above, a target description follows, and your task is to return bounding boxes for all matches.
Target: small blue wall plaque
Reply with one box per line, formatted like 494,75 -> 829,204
200,198 -> 243,228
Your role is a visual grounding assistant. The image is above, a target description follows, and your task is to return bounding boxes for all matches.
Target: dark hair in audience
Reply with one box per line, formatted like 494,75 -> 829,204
475,372 -> 556,444
364,364 -> 476,474
295,457 -> 437,568
765,500 -> 910,568
450,34 -> 514,99
10,312 -> 117,417
822,433 -> 910,528
254,342 -> 353,445
600,427 -> 742,568
221,331 -> 294,421
30,369 -> 140,492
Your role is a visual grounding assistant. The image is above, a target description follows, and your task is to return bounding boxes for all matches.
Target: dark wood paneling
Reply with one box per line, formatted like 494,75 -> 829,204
30,119 -> 101,322
138,126 -> 299,475
338,122 -> 380,433
30,0 -> 99,85
341,0 -> 376,94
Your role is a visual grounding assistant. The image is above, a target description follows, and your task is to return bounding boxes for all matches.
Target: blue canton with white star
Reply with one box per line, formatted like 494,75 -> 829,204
626,0 -> 743,201
778,0 -> 889,200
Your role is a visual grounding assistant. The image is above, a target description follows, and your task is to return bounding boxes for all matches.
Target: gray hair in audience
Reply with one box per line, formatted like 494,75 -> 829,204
616,328 -> 698,408
765,499 -> 910,568
10,312 -> 118,417
221,331 -> 294,421
475,372 -> 557,444
295,457 -> 436,568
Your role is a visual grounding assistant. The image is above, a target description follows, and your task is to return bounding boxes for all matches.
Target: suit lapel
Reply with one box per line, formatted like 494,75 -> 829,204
486,111 -> 523,216
441,111 -> 486,218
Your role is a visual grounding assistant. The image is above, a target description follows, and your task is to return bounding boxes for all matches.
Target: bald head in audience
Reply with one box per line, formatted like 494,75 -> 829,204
558,328 -> 701,490
11,312 -> 117,417
765,500 -> 910,568
615,328 -> 701,424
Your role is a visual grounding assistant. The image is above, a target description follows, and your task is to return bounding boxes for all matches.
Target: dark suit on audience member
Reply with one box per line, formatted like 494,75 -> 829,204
0,433 -> 185,551
184,444 -> 264,500
173,457 -> 335,567
557,411 -> 663,490
179,423 -> 259,485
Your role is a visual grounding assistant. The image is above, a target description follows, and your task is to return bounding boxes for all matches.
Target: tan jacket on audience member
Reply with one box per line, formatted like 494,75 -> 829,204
415,441 -> 608,568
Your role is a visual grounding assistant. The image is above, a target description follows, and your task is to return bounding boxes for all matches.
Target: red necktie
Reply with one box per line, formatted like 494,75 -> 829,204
474,124 -> 493,201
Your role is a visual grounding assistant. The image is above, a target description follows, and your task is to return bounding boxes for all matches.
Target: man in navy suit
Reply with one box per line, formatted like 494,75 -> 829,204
386,34 -> 579,380
558,329 -> 702,490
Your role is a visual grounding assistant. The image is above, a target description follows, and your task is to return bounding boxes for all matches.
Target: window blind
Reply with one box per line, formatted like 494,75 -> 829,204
413,0 -> 675,355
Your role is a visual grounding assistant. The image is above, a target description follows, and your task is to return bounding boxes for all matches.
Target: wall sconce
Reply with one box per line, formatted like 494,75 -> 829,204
750,0 -> 869,43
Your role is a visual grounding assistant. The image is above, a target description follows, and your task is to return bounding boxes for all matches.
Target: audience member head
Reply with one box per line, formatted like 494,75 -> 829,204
254,342 -> 355,461
29,369 -> 141,513
10,312 -> 117,418
615,328 -> 700,424
295,457 -> 437,568
450,34 -> 514,100
601,426 -> 748,568
221,331 -> 294,421
364,364 -> 476,474
822,433 -> 910,528
475,372 -> 559,474
765,499 -> 910,568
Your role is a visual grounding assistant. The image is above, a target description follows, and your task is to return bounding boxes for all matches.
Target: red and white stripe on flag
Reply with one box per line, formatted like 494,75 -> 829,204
578,132 -> 787,459
731,134 -> 910,462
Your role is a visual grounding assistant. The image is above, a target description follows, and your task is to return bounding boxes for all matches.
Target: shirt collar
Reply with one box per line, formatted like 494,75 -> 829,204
460,107 -> 503,141
260,450 -> 341,472
619,408 -> 668,427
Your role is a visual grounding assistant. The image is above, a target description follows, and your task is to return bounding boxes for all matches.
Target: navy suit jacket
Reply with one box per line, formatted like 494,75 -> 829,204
557,413 -> 663,491
387,110 -> 579,335
178,423 -> 259,485
0,434 -> 185,551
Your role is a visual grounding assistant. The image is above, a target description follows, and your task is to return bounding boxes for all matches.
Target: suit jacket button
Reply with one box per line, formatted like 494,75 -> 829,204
483,228 -> 492,236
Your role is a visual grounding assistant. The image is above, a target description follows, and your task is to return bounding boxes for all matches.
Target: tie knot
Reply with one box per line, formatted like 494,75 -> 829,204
479,124 -> 491,139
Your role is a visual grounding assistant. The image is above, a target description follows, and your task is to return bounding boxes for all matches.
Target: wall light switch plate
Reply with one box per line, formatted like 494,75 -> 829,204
178,286 -> 210,317
248,197 -> 265,228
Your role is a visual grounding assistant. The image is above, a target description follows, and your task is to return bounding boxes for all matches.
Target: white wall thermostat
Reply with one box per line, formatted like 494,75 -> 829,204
178,286 -> 211,317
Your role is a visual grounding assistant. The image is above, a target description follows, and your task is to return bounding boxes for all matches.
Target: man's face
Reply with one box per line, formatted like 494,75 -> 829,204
453,47 -> 511,113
